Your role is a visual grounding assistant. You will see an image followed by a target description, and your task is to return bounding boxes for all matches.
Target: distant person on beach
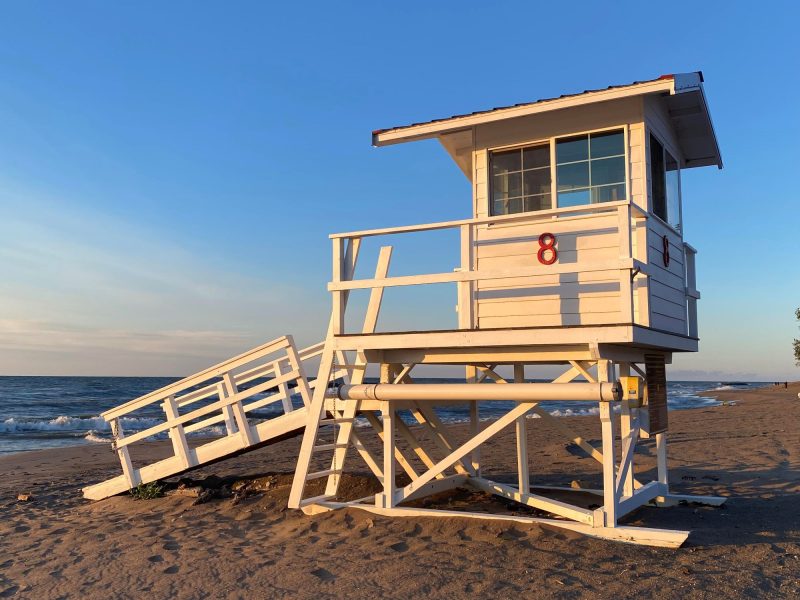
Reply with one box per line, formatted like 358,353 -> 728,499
785,382 -> 788,389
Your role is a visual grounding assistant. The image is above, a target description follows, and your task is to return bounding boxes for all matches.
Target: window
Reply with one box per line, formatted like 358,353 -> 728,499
488,128 -> 627,216
649,134 -> 682,231
490,144 -> 551,215
556,130 -> 626,207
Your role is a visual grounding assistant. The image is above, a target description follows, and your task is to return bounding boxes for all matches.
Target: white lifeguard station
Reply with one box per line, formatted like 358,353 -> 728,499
85,73 -> 725,547
287,72 -> 724,546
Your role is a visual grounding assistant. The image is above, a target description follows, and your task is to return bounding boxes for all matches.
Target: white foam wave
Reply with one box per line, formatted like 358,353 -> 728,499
706,385 -> 738,392
84,430 -> 109,443
0,415 -> 162,433
546,407 -> 601,417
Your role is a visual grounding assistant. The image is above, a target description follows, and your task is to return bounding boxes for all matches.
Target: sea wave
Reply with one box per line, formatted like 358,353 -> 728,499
84,430 -> 109,443
0,415 -> 162,433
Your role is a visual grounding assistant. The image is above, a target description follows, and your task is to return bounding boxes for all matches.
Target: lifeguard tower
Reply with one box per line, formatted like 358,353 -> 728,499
84,73 -> 725,547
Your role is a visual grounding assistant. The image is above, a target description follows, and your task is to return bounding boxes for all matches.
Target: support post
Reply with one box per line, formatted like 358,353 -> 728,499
380,404 -> 396,508
288,344 -> 336,509
656,432 -> 669,489
618,362 -> 635,498
514,364 -> 529,493
466,364 -> 480,475
598,359 -> 617,527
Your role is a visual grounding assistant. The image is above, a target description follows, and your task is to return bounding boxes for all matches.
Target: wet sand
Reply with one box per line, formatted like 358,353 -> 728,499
1,383 -> 798,598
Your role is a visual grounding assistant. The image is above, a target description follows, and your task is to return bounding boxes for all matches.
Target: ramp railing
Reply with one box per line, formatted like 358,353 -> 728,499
83,335 -> 349,500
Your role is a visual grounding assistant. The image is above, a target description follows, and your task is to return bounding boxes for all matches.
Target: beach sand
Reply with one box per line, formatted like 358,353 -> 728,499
1,383 -> 798,598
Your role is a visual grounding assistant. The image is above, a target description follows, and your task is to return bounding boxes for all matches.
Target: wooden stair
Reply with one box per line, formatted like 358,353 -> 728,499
82,335 -> 343,501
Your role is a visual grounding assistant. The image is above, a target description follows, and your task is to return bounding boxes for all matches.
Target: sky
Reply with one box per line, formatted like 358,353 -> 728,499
0,1 -> 798,379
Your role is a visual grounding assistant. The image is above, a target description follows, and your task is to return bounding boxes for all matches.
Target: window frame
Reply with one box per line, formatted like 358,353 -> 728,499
647,130 -> 684,234
487,124 -> 630,217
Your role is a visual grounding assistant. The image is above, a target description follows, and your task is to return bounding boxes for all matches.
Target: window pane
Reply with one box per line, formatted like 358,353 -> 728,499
523,168 -> 550,196
493,199 -> 508,215
591,156 -> 625,186
650,134 -> 666,221
591,183 -> 626,203
491,149 -> 521,175
507,197 -> 523,214
558,189 -> 590,207
590,130 -> 624,158
524,194 -> 551,212
492,172 -> 522,201
665,152 -> 681,231
557,161 -> 589,191
557,135 -> 588,163
522,145 -> 549,169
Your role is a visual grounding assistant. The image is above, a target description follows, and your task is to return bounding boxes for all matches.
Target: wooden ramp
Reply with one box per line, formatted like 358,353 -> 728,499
82,335 -> 346,501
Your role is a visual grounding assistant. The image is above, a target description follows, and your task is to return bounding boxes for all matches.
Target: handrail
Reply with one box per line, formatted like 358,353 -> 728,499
329,258 -> 642,292
101,335 -> 327,422
114,369 -> 302,448
102,335 -> 293,419
330,200 -> 647,240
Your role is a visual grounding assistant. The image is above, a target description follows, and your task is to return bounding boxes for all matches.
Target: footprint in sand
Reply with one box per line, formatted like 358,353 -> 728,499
456,530 -> 472,541
163,565 -> 180,575
162,541 -> 180,551
148,555 -> 164,563
310,568 -> 335,582
13,525 -> 30,533
389,541 -> 409,553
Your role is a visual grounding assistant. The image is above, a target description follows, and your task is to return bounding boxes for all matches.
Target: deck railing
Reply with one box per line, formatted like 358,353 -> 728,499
328,200 -> 651,335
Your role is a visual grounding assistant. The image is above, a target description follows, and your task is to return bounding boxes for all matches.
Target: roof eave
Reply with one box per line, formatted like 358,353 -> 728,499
672,74 -> 723,169
372,77 -> 676,147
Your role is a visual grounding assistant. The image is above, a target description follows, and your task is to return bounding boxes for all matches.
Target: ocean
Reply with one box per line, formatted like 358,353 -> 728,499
0,376 -> 762,456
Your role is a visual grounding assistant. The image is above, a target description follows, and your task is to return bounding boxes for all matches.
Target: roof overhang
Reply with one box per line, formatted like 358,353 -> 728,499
373,72 -> 722,170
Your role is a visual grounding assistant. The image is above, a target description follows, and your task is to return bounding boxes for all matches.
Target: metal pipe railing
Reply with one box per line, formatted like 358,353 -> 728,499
330,382 -> 620,403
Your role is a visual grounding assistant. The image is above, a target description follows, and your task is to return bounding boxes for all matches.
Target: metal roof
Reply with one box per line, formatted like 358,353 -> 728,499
372,72 -> 722,170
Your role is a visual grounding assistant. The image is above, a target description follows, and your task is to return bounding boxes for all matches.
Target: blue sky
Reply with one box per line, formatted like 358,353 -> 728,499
0,1 -> 798,379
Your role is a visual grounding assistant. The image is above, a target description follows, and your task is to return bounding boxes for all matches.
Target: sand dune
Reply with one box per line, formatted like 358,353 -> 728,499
1,384 -> 799,598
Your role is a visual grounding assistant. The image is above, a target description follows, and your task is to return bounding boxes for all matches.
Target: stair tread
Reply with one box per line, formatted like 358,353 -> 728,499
313,443 -> 349,452
306,468 -> 342,480
299,494 -> 334,507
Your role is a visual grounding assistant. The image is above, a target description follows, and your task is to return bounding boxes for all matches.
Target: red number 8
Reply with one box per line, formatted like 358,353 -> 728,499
537,232 -> 557,265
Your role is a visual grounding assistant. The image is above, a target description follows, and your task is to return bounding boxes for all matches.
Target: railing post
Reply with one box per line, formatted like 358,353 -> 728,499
457,223 -> 475,330
163,395 -> 194,469
285,335 -> 312,408
111,418 -> 140,489
617,204 -> 634,324
332,238 -> 345,335
222,373 -> 255,446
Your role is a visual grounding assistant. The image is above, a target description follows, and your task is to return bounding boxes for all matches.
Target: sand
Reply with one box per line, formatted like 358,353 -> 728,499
1,383 -> 799,599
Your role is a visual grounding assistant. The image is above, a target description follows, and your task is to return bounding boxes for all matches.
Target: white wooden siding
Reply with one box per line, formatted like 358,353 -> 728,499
473,214 -> 629,329
458,95 -> 693,336
642,96 -> 690,336
645,217 -> 688,334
